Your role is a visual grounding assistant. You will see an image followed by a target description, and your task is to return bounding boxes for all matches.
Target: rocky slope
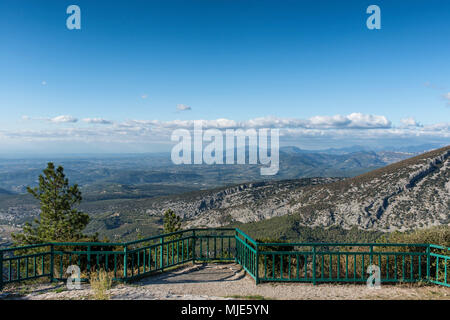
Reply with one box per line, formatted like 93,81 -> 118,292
285,145 -> 450,231
141,178 -> 340,227
144,146 -> 449,232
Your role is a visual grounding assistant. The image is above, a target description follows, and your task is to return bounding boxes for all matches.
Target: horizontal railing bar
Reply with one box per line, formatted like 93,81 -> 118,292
260,251 -> 312,255
0,243 -> 51,253
53,250 -> 123,255
0,228 -> 236,252
52,242 -> 124,247
125,230 -> 193,246
125,228 -> 235,246
430,252 -> 450,259
259,251 -> 428,255
3,251 -> 50,260
3,273 -> 51,284
429,244 -> 450,251
196,235 -> 234,239
257,242 -> 430,247
193,228 -> 236,232
259,277 -> 425,282
128,235 -> 194,253
235,228 -> 258,246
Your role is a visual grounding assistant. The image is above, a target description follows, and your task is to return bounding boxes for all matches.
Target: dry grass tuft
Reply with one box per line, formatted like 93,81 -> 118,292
89,270 -> 113,300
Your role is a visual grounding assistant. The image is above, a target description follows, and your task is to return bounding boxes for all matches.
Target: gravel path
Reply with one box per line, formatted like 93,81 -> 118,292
1,263 -> 449,300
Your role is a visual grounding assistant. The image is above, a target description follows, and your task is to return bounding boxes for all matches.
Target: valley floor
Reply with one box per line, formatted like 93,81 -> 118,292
1,263 -> 449,300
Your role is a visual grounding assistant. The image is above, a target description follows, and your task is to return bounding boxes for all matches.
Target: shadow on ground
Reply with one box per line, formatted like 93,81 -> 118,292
138,263 -> 246,285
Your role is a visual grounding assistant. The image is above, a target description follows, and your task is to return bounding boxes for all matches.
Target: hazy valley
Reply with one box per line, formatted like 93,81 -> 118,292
0,144 -> 448,244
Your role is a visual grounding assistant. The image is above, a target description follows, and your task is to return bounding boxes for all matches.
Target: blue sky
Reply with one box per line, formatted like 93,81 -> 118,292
0,0 -> 449,153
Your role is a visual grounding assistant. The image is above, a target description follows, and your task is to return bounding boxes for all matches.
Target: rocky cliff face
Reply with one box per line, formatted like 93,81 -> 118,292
142,178 -> 340,227
146,146 -> 449,231
286,146 -> 450,231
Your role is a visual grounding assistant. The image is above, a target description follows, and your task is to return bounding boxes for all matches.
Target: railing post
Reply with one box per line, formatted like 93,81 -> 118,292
426,245 -> 430,282
87,244 -> 91,273
312,246 -> 317,285
244,237 -> 247,268
255,242 -> 260,285
123,245 -> 128,282
192,230 -> 196,264
0,249 -> 3,291
369,245 -> 373,266
50,244 -> 54,282
234,230 -> 238,264
160,236 -> 164,272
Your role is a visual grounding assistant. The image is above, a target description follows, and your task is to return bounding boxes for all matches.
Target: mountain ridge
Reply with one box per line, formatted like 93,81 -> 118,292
158,145 -> 450,232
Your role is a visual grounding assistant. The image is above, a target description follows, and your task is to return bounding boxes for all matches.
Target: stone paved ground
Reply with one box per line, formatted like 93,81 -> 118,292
1,263 -> 449,300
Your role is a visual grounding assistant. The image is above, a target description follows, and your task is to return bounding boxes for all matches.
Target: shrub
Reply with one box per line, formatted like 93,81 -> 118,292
378,225 -> 450,247
376,226 -> 450,283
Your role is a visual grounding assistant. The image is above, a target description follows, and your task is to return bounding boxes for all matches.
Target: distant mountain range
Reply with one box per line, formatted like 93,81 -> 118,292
81,145 -> 449,240
0,145 -> 448,241
0,188 -> 13,195
281,143 -> 446,155
0,147 -> 416,193
112,145 -> 449,236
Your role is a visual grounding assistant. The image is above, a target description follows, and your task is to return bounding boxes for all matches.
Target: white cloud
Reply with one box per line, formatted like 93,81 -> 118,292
443,93 -> 450,105
49,115 -> 78,123
400,117 -> 422,128
6,114 -> 449,149
23,115 -> 79,123
422,122 -> 450,132
424,82 -> 444,90
345,113 -> 391,128
21,113 -> 392,130
176,104 -> 191,111
83,118 -> 113,125
127,113 -> 391,130
306,113 -> 390,129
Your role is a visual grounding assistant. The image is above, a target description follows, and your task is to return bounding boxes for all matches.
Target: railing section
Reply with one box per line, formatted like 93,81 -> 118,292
1,228 -> 449,289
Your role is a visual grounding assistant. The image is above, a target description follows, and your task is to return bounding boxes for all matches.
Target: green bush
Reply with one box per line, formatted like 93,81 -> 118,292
378,225 -> 450,247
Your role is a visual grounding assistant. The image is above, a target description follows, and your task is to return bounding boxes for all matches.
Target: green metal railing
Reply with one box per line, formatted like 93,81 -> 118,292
1,228 -> 449,290
235,228 -> 258,282
0,228 -> 236,289
429,244 -> 450,287
257,243 -> 431,284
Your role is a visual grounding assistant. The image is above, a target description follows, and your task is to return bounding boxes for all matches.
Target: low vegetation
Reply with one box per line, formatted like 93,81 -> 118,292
378,225 -> 450,247
232,218 -> 384,243
89,269 -> 113,300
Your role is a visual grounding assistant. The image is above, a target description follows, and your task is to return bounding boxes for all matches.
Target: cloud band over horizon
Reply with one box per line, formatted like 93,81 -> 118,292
4,113 -> 449,153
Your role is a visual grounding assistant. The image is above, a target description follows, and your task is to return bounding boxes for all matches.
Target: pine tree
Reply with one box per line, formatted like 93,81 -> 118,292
12,162 -> 91,245
163,209 -> 181,235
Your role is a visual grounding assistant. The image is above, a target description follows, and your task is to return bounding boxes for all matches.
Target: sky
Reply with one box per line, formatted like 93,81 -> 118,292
0,0 -> 449,154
